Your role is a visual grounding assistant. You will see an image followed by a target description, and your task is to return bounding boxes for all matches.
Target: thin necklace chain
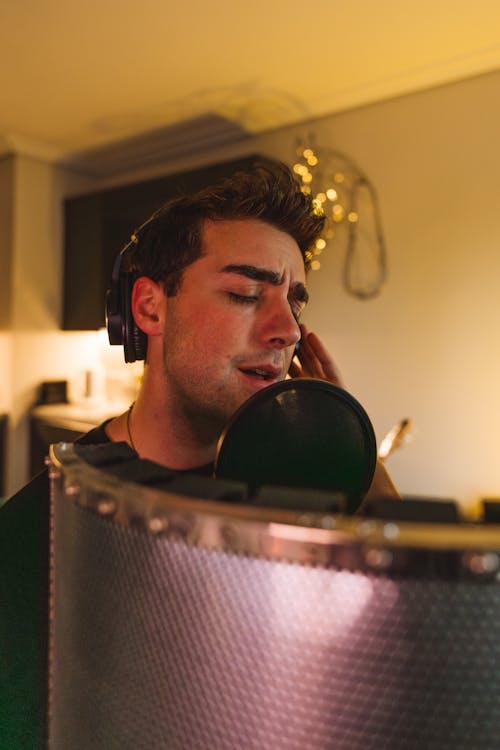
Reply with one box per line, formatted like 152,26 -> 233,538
126,402 -> 137,452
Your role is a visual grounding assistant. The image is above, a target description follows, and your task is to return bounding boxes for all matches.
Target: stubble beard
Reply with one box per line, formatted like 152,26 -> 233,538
161,351 -> 239,449
174,382 -> 237,445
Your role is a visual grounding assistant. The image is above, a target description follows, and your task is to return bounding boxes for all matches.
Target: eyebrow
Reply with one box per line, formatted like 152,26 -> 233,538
221,264 -> 309,304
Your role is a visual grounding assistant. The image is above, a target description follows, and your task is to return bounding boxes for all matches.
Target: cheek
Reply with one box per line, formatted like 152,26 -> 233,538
183,306 -> 241,361
167,294 -> 253,371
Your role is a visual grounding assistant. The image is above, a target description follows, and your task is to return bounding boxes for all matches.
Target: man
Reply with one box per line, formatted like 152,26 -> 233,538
86,162 -> 398,497
0,162 -> 397,748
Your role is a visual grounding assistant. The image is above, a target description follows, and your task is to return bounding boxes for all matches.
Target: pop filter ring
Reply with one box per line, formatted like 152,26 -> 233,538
214,378 -> 377,512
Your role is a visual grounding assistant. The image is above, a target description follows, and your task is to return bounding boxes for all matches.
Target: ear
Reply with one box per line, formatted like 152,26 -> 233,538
131,276 -> 165,337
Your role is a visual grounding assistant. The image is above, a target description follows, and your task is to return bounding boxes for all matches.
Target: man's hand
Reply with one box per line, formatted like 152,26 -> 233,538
288,324 -> 344,387
289,323 -> 401,505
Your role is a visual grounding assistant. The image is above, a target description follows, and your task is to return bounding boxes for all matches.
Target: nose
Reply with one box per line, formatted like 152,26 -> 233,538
258,298 -> 301,350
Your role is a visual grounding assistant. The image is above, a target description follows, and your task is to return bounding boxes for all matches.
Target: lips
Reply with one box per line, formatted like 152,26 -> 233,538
238,364 -> 282,382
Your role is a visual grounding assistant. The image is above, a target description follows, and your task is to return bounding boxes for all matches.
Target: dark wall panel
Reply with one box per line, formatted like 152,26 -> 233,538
63,155 -> 271,330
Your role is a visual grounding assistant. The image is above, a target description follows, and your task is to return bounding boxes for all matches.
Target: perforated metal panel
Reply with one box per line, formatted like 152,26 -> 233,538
48,446 -> 500,749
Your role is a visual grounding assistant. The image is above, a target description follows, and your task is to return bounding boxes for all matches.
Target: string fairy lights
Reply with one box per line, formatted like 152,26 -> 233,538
292,138 -> 387,299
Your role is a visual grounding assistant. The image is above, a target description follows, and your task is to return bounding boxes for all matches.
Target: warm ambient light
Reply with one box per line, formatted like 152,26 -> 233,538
291,137 -> 388,297
332,205 -> 345,222
266,560 -> 377,639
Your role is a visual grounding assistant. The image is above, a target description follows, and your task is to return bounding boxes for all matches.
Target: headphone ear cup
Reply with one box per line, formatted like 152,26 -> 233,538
121,274 -> 147,363
106,238 -> 149,363
105,285 -> 124,347
131,325 -> 148,362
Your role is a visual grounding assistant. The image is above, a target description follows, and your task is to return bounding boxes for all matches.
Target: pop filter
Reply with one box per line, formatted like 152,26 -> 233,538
214,378 -> 377,512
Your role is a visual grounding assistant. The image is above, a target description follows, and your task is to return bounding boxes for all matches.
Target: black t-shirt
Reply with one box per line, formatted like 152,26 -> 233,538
77,418 -> 113,446
76,419 -> 213,476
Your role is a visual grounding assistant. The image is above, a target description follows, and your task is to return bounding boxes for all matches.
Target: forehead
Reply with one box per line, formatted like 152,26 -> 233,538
200,218 -> 306,282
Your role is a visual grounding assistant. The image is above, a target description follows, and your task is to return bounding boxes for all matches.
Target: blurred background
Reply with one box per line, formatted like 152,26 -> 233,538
1,0 -> 500,508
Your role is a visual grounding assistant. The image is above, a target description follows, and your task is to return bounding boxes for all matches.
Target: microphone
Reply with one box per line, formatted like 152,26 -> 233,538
214,378 -> 377,513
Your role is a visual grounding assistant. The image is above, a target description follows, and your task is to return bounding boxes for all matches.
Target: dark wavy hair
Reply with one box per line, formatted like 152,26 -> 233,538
127,161 -> 325,295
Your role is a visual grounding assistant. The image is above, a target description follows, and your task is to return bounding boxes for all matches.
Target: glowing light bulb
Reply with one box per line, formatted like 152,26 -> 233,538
315,238 -> 326,250
347,211 -> 359,223
315,192 -> 326,203
303,148 -> 314,159
300,185 -> 311,194
302,172 -> 313,184
333,204 -> 345,222
293,163 -> 307,175
326,188 -> 338,201
307,155 -> 318,166
311,260 -> 321,270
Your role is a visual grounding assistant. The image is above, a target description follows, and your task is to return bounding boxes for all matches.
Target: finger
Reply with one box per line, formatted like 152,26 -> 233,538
287,359 -> 303,379
297,326 -> 329,378
295,339 -> 321,379
306,332 -> 345,386
297,325 -> 345,387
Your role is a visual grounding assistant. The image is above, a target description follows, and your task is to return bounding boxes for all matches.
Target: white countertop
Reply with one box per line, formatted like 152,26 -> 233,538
31,399 -> 129,431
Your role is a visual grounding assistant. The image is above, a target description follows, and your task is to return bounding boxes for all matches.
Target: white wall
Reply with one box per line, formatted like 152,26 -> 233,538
0,157 -> 13,416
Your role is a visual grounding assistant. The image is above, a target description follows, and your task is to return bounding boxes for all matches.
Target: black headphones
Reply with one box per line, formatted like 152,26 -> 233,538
106,212 -> 163,363
105,234 -> 147,363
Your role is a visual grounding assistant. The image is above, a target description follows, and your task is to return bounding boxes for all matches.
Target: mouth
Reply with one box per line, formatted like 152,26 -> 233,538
238,365 -> 282,383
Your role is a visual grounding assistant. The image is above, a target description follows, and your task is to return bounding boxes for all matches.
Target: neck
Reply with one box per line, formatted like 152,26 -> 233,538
134,393 -> 219,469
108,367 -> 219,470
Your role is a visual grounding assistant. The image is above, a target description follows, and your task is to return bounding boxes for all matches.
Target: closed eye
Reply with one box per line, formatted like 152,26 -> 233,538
229,292 -> 303,323
228,292 -> 259,304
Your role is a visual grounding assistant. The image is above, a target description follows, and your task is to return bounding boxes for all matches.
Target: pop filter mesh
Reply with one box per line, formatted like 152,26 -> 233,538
215,379 -> 377,507
48,449 -> 500,750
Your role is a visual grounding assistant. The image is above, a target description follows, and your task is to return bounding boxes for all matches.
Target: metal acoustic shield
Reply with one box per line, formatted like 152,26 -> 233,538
215,378 -> 377,512
48,443 -> 500,750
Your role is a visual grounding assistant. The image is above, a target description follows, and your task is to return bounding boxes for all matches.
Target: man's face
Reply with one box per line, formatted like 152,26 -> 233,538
160,218 -> 308,436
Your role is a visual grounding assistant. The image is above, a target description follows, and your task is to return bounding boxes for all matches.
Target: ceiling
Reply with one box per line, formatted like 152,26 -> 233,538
2,0 -> 500,161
